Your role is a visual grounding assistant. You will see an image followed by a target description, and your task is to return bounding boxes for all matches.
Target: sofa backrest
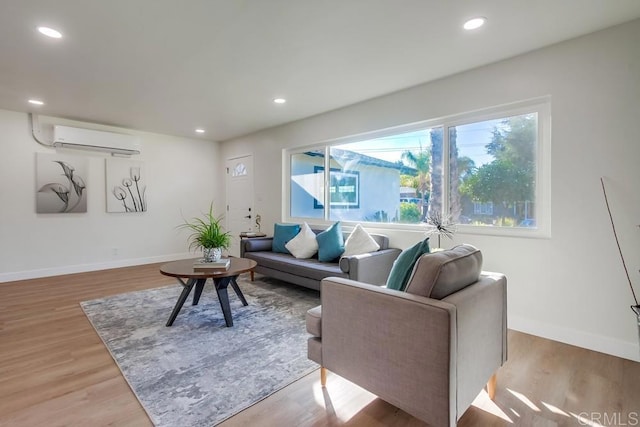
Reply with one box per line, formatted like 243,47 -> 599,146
404,244 -> 483,299
363,233 -> 389,250
311,229 -> 389,250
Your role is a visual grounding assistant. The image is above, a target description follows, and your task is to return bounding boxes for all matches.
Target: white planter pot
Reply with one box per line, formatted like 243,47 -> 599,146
203,247 -> 222,262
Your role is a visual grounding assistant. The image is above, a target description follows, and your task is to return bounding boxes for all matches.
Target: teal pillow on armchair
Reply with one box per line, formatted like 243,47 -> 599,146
272,223 -> 301,254
316,222 -> 345,262
385,238 -> 430,291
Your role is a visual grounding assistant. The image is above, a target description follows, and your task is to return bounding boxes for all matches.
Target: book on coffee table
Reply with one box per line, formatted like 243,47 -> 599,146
193,258 -> 230,270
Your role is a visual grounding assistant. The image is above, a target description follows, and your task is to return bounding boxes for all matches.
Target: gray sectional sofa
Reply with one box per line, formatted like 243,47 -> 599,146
240,231 -> 401,291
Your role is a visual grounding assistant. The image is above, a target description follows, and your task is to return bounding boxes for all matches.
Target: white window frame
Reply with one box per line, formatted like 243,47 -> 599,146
283,97 -> 551,238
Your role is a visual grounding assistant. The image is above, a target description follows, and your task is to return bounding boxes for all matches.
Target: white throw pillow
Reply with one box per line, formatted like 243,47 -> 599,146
285,222 -> 319,259
343,224 -> 380,257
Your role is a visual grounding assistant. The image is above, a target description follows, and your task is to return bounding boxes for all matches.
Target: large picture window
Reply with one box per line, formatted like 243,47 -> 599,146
285,98 -> 550,236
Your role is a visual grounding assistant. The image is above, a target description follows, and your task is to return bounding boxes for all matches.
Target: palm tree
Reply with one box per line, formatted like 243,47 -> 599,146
457,156 -> 477,182
428,128 -> 469,223
429,128 -> 443,218
401,143 -> 431,220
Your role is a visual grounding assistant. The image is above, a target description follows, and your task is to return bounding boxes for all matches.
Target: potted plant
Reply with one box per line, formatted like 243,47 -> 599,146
178,203 -> 231,262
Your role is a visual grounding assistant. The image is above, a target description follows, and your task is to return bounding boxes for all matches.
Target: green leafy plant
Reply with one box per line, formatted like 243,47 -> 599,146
399,202 -> 421,223
178,204 -> 231,251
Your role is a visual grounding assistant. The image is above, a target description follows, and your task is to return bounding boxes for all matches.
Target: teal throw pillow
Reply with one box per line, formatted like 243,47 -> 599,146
272,223 -> 301,254
385,238 -> 430,291
316,222 -> 345,262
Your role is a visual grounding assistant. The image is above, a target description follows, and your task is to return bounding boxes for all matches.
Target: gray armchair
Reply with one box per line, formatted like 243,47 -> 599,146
306,244 -> 507,427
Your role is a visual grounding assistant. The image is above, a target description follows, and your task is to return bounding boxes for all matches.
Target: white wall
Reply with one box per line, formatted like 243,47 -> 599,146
0,110 -> 223,281
221,19 -> 640,361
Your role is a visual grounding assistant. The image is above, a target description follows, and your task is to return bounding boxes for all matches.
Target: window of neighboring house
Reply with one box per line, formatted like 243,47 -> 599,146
285,98 -> 550,237
312,166 -> 360,210
473,202 -> 494,216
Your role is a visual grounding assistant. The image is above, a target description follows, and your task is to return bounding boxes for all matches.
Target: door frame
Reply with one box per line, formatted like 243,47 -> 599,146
225,153 -> 255,255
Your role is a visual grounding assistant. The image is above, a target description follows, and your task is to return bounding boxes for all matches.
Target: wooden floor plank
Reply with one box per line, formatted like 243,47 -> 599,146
1,264 -> 639,426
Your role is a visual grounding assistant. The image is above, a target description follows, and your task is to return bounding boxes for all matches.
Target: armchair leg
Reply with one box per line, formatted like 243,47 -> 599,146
487,373 -> 497,400
320,366 -> 327,387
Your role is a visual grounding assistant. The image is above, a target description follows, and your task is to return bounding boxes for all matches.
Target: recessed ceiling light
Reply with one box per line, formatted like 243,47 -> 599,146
28,99 -> 45,106
463,17 -> 486,31
37,26 -> 63,39
273,98 -> 286,104
195,128 -> 205,134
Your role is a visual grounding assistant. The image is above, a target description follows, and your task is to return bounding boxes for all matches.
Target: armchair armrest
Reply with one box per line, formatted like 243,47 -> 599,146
320,277 -> 456,426
442,272 -> 507,416
338,247 -> 401,285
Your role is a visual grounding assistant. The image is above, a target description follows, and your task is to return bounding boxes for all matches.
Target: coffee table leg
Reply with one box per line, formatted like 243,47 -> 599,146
166,278 -> 195,327
192,278 -> 207,305
230,277 -> 248,306
214,277 -> 234,327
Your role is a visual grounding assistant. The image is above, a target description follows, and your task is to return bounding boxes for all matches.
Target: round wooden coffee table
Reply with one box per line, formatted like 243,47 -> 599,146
160,257 -> 257,327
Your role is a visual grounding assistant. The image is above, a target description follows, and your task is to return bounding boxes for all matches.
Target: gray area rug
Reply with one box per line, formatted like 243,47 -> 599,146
81,275 -> 320,427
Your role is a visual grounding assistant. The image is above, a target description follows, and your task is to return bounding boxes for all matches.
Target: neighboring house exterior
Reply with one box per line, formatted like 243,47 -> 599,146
290,148 -> 416,222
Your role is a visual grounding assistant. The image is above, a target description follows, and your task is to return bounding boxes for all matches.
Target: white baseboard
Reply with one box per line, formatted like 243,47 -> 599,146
509,315 -> 640,362
0,253 -> 194,283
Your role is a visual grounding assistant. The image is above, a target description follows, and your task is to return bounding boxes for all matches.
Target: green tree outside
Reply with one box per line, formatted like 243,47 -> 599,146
399,202 -> 421,223
460,114 -> 536,224
401,143 -> 431,220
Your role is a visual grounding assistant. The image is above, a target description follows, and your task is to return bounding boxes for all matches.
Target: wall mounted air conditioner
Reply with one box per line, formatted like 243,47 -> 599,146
53,125 -> 141,155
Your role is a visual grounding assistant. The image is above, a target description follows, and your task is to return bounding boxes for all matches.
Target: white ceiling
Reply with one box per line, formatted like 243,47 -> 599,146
1,1 -> 640,142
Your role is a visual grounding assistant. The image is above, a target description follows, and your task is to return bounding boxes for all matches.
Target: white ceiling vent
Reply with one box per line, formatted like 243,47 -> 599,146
53,125 -> 141,155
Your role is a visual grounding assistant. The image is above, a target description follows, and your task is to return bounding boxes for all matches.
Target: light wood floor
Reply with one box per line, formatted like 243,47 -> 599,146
1,264 -> 639,426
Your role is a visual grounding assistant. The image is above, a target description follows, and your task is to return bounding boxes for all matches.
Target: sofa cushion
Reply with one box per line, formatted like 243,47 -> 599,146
272,223 -> 301,254
285,222 -> 318,259
243,251 -> 347,281
316,222 -> 345,262
385,238 -> 430,291
343,224 -> 380,257
404,244 -> 482,299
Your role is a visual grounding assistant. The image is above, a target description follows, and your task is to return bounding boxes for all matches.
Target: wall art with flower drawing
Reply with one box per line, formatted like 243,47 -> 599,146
106,158 -> 147,213
36,153 -> 88,213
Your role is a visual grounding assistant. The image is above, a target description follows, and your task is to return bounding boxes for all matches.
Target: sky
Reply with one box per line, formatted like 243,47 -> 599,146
336,119 -> 503,167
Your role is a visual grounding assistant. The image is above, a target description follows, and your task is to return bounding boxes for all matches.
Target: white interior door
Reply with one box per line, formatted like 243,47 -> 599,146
226,155 -> 254,257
